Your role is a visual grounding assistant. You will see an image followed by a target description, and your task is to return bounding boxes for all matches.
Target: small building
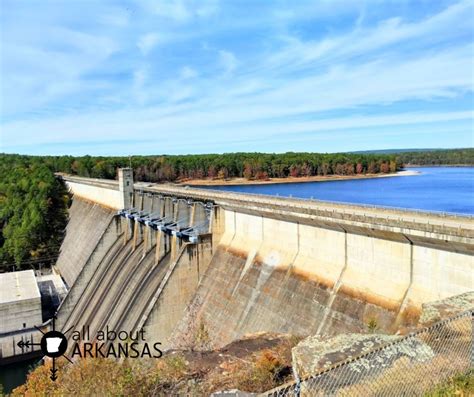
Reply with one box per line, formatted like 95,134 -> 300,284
0,270 -> 42,333
0,270 -> 67,362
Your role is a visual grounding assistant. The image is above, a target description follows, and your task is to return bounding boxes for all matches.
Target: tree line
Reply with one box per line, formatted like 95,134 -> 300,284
396,148 -> 474,166
32,152 -> 401,182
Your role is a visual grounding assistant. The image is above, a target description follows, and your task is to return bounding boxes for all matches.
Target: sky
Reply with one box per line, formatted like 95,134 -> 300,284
0,0 -> 473,155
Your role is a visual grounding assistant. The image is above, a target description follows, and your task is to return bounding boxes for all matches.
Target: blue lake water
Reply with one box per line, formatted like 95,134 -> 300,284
198,167 -> 474,215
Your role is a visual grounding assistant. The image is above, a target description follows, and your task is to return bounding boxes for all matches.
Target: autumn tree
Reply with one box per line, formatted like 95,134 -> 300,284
345,163 -> 355,175
380,162 -> 390,173
301,163 -> 313,177
255,170 -> 269,180
217,167 -> 229,180
243,163 -> 253,179
335,163 -> 345,175
289,164 -> 301,178
389,160 -> 397,173
207,165 -> 217,179
367,161 -> 377,174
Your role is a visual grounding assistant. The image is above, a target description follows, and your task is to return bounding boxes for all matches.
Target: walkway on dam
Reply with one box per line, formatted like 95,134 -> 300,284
134,182 -> 473,228
60,174 -> 473,233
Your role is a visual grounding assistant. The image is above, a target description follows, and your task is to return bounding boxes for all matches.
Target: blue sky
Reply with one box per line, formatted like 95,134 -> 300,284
0,0 -> 473,155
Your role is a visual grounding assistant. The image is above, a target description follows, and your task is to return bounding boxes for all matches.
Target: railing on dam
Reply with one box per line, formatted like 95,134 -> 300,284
59,174 -> 474,241
263,309 -> 473,397
59,174 -> 473,223
212,189 -> 474,220
135,184 -> 473,244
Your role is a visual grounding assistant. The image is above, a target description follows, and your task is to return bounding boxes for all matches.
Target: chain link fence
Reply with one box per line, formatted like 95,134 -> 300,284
263,309 -> 473,397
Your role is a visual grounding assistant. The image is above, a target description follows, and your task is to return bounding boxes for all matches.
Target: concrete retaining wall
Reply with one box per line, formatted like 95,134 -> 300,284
65,181 -> 122,210
190,246 -> 374,344
55,198 -> 117,287
56,216 -> 122,331
169,207 -> 472,348
221,209 -> 472,311
144,236 -> 214,349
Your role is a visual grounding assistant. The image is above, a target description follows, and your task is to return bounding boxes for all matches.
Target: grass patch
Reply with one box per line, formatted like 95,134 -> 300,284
425,370 -> 474,397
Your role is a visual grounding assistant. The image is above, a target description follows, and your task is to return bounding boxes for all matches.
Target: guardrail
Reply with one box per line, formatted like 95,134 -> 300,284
193,186 -> 474,220
59,175 -> 474,236
134,184 -> 474,239
137,183 -> 473,220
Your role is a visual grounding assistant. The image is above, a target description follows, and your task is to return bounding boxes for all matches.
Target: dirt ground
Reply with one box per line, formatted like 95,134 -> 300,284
159,332 -> 300,394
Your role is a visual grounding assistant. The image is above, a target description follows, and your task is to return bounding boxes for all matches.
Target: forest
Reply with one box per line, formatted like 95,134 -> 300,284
0,155 -> 69,272
396,148 -> 474,166
0,148 -> 471,270
31,151 -> 401,182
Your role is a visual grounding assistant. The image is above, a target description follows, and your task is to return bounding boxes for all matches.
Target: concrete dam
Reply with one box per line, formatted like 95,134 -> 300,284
54,170 -> 473,354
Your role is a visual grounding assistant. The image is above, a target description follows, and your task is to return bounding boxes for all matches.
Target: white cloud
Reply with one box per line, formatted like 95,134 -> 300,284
3,39 -> 473,151
264,0 -> 474,74
2,106 -> 471,154
99,9 -> 130,27
1,0 -> 473,154
1,25 -> 118,116
159,0 -> 190,22
218,50 -> 237,75
180,66 -> 198,79
132,67 -> 150,105
137,33 -> 161,55
142,0 -> 219,22
195,0 -> 219,17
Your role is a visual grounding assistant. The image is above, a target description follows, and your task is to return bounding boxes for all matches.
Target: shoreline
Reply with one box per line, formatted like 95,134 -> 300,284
403,164 -> 473,168
178,170 -> 420,187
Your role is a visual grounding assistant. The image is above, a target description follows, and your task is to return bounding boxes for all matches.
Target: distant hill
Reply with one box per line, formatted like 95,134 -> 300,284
351,148 -> 451,154
389,148 -> 473,166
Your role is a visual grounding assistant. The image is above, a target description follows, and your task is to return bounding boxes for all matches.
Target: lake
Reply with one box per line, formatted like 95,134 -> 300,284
198,167 -> 474,215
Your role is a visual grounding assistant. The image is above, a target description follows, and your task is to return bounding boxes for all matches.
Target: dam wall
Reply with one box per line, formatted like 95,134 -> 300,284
143,236 -> 213,348
55,192 -> 212,354
56,174 -> 473,351
215,206 -> 472,309
63,178 -> 122,210
55,215 -> 122,331
58,218 -> 168,354
132,183 -> 472,308
169,208 -> 472,348
55,198 -> 117,287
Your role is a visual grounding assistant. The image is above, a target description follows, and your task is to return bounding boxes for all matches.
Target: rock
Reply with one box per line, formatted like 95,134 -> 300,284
419,291 -> 474,327
210,390 -> 257,397
292,333 -> 434,379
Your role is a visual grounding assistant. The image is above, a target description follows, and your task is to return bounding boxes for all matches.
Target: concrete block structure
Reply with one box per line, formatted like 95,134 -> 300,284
0,271 -> 45,361
0,270 -> 68,362
118,167 -> 134,209
0,270 -> 42,333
